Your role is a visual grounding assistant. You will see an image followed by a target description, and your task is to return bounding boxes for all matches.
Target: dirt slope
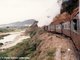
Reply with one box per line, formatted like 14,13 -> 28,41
30,29 -> 79,60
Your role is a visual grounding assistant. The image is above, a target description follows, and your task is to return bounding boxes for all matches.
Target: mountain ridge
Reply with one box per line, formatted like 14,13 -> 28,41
0,19 -> 36,27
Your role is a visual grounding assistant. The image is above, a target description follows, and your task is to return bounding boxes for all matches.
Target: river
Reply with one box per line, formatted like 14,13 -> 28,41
0,32 -> 30,49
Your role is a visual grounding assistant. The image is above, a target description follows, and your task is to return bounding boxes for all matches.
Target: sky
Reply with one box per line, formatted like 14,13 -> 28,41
0,0 -> 61,26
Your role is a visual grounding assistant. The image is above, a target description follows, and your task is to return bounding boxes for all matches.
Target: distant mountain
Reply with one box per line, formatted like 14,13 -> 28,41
0,19 -> 36,28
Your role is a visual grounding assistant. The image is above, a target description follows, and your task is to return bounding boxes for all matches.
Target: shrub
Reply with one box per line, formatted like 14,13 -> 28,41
0,43 -> 3,45
46,48 -> 56,60
2,38 -> 42,57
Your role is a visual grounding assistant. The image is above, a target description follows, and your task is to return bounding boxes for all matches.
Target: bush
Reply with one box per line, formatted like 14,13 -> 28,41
46,48 -> 56,60
0,28 -> 14,33
0,43 -> 3,45
1,38 -> 42,57
47,48 -> 56,57
0,34 -> 10,39
30,31 -> 36,38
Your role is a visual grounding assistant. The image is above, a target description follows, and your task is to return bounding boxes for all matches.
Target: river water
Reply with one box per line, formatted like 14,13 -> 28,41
0,32 -> 30,49
0,34 -> 19,44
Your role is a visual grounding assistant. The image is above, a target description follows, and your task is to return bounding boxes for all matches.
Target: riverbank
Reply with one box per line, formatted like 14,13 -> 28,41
0,34 -> 10,40
0,31 -> 30,50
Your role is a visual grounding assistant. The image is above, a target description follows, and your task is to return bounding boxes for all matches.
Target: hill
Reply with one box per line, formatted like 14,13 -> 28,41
0,19 -> 36,28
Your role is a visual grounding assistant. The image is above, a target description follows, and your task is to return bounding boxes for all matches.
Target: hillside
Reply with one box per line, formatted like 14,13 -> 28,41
0,19 -> 36,28
0,27 -> 79,60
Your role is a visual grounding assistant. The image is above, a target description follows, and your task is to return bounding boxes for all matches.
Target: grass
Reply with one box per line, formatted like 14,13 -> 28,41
0,27 -> 44,60
0,37 -> 42,58
0,28 -> 14,33
47,48 -> 56,57
30,31 -> 36,38
46,48 -> 56,60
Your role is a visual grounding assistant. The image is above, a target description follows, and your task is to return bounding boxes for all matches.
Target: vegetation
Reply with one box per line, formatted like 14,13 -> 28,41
46,48 -> 56,60
47,48 -> 56,56
0,38 -> 42,58
30,31 -> 36,38
0,43 -> 3,47
0,27 -> 44,60
0,28 -> 14,33
0,27 -> 27,33
0,27 -> 42,58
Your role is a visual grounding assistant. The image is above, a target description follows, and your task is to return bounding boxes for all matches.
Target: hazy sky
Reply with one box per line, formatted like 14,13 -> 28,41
0,0 -> 60,26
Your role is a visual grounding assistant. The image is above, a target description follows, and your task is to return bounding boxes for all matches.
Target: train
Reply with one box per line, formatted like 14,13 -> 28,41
43,0 -> 79,51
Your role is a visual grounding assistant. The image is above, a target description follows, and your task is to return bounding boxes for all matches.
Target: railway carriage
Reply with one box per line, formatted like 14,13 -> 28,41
44,26 -> 48,31
70,13 -> 80,50
47,25 -> 51,32
50,24 -> 55,32
62,21 -> 71,36
56,24 -> 62,33
44,10 -> 80,51
43,0 -> 79,51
